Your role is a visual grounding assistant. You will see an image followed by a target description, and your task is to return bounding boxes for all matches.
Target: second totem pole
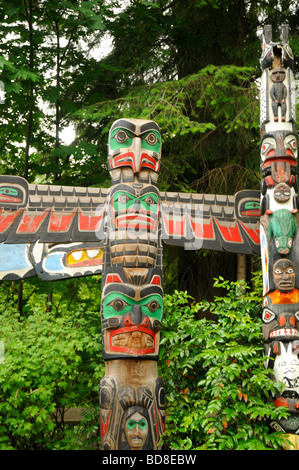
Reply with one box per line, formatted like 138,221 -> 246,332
259,25 -> 299,437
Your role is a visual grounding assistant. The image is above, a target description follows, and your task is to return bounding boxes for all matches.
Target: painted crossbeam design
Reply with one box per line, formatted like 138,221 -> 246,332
0,175 -> 260,252
160,190 -> 260,253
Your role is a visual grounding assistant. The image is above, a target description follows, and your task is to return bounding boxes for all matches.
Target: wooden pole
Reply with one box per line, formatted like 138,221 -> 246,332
237,253 -> 246,282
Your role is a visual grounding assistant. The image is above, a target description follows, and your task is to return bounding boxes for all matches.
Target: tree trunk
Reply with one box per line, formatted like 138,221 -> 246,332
47,289 -> 53,313
237,253 -> 246,282
18,281 -> 23,315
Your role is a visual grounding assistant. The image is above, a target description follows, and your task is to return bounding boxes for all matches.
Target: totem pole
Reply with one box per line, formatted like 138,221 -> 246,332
98,119 -> 166,450
259,25 -> 299,439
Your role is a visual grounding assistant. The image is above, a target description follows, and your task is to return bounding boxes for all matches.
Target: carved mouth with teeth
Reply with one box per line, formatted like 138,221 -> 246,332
66,248 -> 103,267
270,328 -> 299,339
115,214 -> 158,231
109,326 -> 156,355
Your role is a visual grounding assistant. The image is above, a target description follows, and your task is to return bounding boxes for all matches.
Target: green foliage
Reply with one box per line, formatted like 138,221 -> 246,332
0,277 -> 104,450
158,277 -> 289,450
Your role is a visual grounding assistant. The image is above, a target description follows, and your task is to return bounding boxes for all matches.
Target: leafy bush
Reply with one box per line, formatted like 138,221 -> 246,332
159,277 -> 289,450
0,288 -> 104,450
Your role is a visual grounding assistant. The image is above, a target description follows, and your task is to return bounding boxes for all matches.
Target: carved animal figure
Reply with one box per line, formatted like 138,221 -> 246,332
268,209 -> 297,254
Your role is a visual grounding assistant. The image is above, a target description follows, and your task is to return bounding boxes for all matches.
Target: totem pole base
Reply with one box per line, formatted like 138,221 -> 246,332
99,360 -> 165,450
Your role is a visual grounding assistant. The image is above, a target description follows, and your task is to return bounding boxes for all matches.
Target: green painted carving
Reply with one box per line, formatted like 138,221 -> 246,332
268,209 -> 297,255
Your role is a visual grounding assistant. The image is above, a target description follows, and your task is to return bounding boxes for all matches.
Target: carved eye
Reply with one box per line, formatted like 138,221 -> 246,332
287,267 -> 294,274
286,137 -> 297,150
0,188 -> 18,195
263,308 -> 275,323
138,419 -> 147,429
290,139 -> 297,149
145,132 -> 158,146
147,300 -> 160,312
116,194 -> 130,205
285,136 -> 298,158
115,130 -> 129,143
261,138 -> 275,161
274,268 -> 282,275
144,196 -> 155,206
111,298 -> 127,311
275,240 -> 280,248
288,239 -> 293,248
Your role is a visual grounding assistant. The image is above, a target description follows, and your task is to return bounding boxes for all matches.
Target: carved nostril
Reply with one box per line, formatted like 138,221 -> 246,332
279,316 -> 286,327
141,318 -> 150,328
290,316 -> 296,326
124,316 -> 134,327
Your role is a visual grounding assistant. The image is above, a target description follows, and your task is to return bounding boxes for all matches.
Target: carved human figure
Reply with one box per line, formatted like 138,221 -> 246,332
263,341 -> 299,417
273,258 -> 296,292
262,259 -> 299,307
124,411 -> 149,450
270,68 -> 287,122
118,406 -> 152,450
273,342 -> 299,398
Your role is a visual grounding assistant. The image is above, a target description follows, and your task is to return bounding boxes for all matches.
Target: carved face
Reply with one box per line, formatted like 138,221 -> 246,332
101,271 -> 163,358
261,132 -> 297,162
125,412 -> 149,450
240,200 -> 260,217
273,342 -> 299,398
0,178 -> 28,207
273,183 -> 292,203
274,236 -> 293,255
273,258 -> 295,292
262,304 -> 299,341
108,183 -> 159,234
108,119 -> 162,175
270,67 -> 286,83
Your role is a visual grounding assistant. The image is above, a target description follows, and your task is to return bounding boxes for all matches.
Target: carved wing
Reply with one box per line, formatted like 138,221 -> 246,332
0,175 -> 107,280
160,189 -> 261,254
0,175 -> 108,243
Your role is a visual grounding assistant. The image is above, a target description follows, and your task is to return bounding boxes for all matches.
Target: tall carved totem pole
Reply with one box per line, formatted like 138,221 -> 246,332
0,23 -> 297,450
98,119 -> 166,450
259,25 -> 299,438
